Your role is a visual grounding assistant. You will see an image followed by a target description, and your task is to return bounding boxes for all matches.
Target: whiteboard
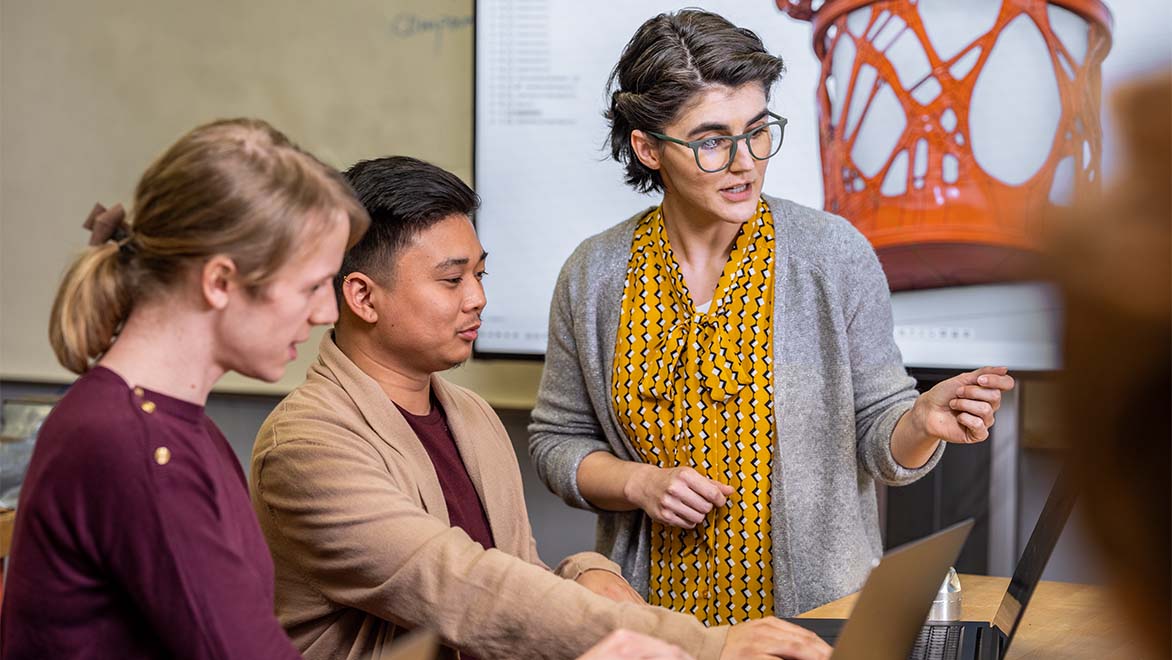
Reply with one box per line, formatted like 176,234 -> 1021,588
0,0 -> 476,394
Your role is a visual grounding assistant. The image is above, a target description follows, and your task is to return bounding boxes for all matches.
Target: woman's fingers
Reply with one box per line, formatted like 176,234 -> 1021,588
661,495 -> 706,527
960,367 -> 1015,395
647,467 -> 735,528
954,412 -> 989,442
667,480 -> 718,514
679,468 -> 731,506
948,397 -> 993,420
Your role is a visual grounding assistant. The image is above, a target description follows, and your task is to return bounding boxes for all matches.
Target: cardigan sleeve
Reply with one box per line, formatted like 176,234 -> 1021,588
528,257 -> 614,513
841,227 -> 945,484
252,420 -> 727,660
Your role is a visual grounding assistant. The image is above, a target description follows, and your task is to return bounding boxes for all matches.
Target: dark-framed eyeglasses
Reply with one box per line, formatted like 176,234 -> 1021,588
647,112 -> 788,173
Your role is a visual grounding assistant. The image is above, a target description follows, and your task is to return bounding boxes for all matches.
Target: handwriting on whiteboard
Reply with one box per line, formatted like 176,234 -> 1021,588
390,13 -> 473,52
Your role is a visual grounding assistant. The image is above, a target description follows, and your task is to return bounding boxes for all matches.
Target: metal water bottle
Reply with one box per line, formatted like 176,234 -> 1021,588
928,566 -> 962,621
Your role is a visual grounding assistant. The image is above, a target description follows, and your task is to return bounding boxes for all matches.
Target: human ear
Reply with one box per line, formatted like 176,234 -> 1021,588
201,255 -> 238,310
342,272 -> 380,324
630,130 -> 663,171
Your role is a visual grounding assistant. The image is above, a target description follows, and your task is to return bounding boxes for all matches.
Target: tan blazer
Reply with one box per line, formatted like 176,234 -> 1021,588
251,335 -> 727,660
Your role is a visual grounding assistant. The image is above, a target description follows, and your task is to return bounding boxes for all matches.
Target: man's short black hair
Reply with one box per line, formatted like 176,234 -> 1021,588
336,156 -> 480,303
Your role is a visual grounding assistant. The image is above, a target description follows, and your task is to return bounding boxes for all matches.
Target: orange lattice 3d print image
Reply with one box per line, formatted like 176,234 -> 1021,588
777,0 -> 1113,290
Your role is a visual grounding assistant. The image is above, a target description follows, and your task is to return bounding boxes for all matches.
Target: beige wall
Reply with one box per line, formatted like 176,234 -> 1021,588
0,0 -> 543,406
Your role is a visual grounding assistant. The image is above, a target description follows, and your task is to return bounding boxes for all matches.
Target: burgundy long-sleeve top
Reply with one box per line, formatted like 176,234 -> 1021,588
0,366 -> 300,660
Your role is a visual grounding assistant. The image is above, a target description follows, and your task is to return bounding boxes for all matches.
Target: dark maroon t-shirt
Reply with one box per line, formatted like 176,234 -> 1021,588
0,367 -> 300,660
395,397 -> 495,551
396,397 -> 494,660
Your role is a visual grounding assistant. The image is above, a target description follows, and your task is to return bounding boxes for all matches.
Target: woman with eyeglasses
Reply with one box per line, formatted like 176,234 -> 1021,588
529,8 -> 1015,634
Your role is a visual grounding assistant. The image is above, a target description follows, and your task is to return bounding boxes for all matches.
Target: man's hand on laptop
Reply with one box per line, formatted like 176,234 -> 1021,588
577,630 -> 694,659
575,568 -> 645,604
722,618 -> 833,660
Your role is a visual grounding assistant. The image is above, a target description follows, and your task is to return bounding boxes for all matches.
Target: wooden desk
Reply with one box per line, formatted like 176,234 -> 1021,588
799,574 -> 1147,659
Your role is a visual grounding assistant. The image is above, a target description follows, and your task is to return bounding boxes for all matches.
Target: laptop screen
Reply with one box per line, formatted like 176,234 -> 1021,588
990,463 -> 1078,651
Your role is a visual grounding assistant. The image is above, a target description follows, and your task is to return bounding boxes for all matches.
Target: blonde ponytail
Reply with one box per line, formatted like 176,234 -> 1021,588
49,242 -> 134,374
46,118 -> 369,375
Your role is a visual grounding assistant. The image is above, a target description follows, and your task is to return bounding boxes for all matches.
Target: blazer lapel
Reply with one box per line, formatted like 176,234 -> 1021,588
431,376 -> 519,552
314,334 -> 450,524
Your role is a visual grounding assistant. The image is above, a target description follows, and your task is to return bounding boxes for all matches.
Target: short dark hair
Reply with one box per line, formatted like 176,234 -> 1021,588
605,10 -> 786,193
337,156 -> 479,303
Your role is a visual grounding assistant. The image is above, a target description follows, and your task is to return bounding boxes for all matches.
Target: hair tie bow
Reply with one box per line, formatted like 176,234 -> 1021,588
83,203 -> 129,246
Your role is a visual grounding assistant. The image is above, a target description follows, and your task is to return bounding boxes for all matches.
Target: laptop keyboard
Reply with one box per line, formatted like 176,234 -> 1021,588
907,624 -> 963,660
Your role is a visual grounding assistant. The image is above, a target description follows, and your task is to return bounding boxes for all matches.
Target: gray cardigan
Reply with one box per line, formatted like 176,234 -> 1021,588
528,195 -> 944,617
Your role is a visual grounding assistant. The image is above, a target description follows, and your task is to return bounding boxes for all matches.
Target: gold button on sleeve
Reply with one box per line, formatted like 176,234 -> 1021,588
140,400 -> 156,414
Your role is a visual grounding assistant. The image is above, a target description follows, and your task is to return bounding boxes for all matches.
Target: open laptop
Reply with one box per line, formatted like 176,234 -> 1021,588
791,465 -> 1077,660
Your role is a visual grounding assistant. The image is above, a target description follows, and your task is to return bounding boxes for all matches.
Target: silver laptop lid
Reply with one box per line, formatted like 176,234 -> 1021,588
832,519 -> 974,660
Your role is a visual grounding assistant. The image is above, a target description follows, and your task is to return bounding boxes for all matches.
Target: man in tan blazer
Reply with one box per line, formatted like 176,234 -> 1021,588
250,156 -> 832,660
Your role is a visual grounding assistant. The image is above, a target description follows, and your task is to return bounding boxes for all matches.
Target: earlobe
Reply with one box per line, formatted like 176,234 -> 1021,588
202,256 -> 237,310
342,273 -> 379,324
630,130 -> 662,171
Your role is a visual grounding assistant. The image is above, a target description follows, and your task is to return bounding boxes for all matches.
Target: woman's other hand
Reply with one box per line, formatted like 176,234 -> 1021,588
575,452 -> 732,528
721,618 -> 833,660
892,366 -> 1017,468
624,464 -> 734,529
916,366 -> 1015,444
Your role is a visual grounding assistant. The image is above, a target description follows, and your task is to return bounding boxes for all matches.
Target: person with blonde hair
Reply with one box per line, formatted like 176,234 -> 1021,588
0,118 -> 369,659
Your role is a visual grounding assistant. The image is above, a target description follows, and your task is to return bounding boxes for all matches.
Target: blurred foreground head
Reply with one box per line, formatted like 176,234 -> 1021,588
1049,70 -> 1170,658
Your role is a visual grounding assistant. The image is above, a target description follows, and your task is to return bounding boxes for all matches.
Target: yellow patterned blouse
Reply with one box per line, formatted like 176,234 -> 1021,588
612,200 -> 776,625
